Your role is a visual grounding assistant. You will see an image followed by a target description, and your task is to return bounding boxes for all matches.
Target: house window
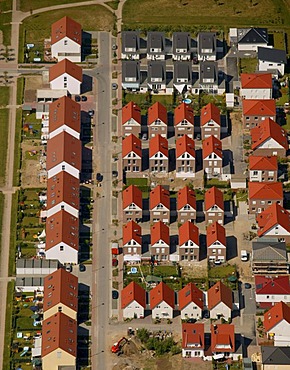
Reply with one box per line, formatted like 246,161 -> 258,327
64,83 -> 67,88
64,40 -> 67,45
60,245 -> 64,251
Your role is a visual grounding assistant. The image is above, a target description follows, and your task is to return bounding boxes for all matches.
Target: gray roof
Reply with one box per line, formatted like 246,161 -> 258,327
199,61 -> 218,83
122,61 -> 140,82
198,32 -> 216,55
238,28 -> 268,44
122,31 -> 140,53
16,277 -> 44,287
258,46 -> 287,64
261,346 -> 290,365
16,259 -> 59,269
173,62 -> 192,84
252,239 -> 287,261
147,32 -> 165,54
147,61 -> 166,83
172,32 -> 191,54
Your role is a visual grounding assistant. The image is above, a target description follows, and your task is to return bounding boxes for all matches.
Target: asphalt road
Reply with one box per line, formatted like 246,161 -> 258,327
91,31 -> 113,370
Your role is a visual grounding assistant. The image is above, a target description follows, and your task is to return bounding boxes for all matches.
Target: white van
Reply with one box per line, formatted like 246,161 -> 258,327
241,250 -> 248,262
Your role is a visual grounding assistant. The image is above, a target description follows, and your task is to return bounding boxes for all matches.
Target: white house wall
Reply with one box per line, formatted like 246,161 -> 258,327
49,126 -> 80,140
123,301 -> 144,319
182,348 -> 204,358
180,302 -> 202,320
256,293 -> 290,305
45,245 -> 78,264
152,301 -> 173,319
47,202 -> 79,218
47,163 -> 79,179
51,37 -> 81,62
50,74 -> 81,95
259,60 -> 285,76
210,302 -> 231,320
241,88 -> 272,100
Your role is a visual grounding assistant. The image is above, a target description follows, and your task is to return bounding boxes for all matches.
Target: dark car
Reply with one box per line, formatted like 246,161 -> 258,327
112,290 -> 119,299
79,264 -> 86,272
88,109 -> 95,116
81,96 -> 87,102
112,44 -> 117,50
112,170 -> 118,178
244,283 -> 252,289
112,83 -> 118,90
96,173 -> 103,182
203,311 -> 210,319
75,95 -> 81,102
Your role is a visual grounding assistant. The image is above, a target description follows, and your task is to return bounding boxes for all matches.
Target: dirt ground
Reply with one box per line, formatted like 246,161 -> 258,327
21,141 -> 46,188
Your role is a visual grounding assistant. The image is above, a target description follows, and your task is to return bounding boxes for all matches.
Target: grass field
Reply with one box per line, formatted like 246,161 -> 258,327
106,0 -> 120,10
0,192 -> 4,253
3,280 -> 14,369
19,0 -> 91,12
19,5 -> 116,62
9,192 -> 18,276
13,109 -> 23,186
123,0 -> 290,32
16,77 -> 25,106
239,58 -> 258,74
0,109 -> 9,186
0,0 -> 12,45
0,86 -> 10,107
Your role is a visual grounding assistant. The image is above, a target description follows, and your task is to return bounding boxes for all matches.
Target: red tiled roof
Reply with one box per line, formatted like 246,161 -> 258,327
255,276 -> 290,295
46,210 -> 79,251
174,102 -> 194,126
123,220 -> 142,246
46,172 -> 80,211
122,101 -> 141,125
248,182 -> 283,200
201,103 -> 220,126
177,186 -> 196,211
257,203 -> 290,236
150,185 -> 170,210
149,134 -> 168,157
49,58 -> 82,82
206,222 -> 226,247
242,99 -> 276,116
42,312 -> 77,357
150,282 -> 175,309
176,134 -> 195,158
251,118 -> 288,151
249,155 -> 278,171
121,281 -> 146,309
264,301 -> 290,332
122,134 -> 142,158
182,323 -> 205,349
148,102 -> 167,125
51,16 -> 81,45
49,96 -> 81,134
241,73 -> 272,89
43,268 -> 78,313
179,282 -> 203,310
202,135 -> 222,159
46,131 -> 82,171
205,187 -> 224,211
179,221 -> 199,246
122,185 -> 142,209
151,221 -> 170,245
208,281 -> 232,310
211,324 -> 235,353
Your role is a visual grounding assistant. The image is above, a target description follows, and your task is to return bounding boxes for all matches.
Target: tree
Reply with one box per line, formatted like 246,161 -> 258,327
137,328 -> 150,343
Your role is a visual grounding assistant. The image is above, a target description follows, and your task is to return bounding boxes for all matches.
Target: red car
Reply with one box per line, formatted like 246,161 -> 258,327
112,259 -> 118,267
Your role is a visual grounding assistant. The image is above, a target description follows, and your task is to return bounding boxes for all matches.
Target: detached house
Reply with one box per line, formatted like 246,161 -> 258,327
242,99 -> 276,129
173,61 -> 192,94
261,346 -> 290,370
46,172 -> 80,218
150,185 -> 170,223
149,135 -> 168,173
240,73 -> 272,99
121,281 -> 146,319
150,282 -> 175,319
205,186 -> 224,225
201,103 -> 221,140
172,32 -> 191,61
255,276 -> 290,308
42,312 -> 77,370
122,61 -> 140,90
207,281 -> 232,320
122,101 -> 141,137
121,31 -> 140,60
182,323 -> 205,358
248,182 -> 283,214
46,131 -> 81,179
177,186 -> 196,224
198,32 -> 216,61
49,58 -> 82,95
264,302 -> 290,346
178,221 -> 200,262
147,61 -> 166,93
123,185 -> 143,223
147,32 -> 166,60
258,47 -> 287,77
51,16 -> 82,62
150,221 -> 170,262
207,222 -> 226,263
211,324 -> 235,359
45,210 -> 79,264
203,135 -> 223,178
249,155 -> 278,182
174,102 -> 194,138
199,61 -> 219,94
179,283 -> 204,320
122,221 -> 142,262
122,134 -> 142,173
257,203 -> 290,243
43,268 -> 78,320
148,102 -> 167,138
49,95 -> 81,139
176,135 -> 195,178
251,118 -> 288,158
234,27 -> 268,51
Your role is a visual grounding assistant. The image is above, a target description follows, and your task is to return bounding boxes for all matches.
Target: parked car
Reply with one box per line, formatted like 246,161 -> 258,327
112,83 -> 118,90
112,44 -> 117,50
96,173 -> 103,182
79,264 -> 86,272
203,310 -> 210,319
81,96 -> 87,102
75,95 -> 81,102
88,109 -> 95,116
142,133 -> 147,140
112,170 -> 118,178
112,258 -> 118,267
112,290 -> 119,299
244,283 -> 252,289
65,263 -> 72,272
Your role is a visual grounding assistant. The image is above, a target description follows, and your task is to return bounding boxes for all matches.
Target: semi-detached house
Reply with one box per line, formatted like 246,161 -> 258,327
122,101 -> 141,138
179,282 -> 204,320
122,134 -> 142,173
175,135 -> 195,178
150,221 -> 170,262
248,155 -> 278,182
207,281 -> 232,320
150,282 -> 175,319
150,185 -> 170,224
121,281 -> 146,319
122,220 -> 142,262
49,58 -> 82,95
242,99 -> 276,129
240,73 -> 272,99
122,185 -> 143,223
177,186 -> 196,224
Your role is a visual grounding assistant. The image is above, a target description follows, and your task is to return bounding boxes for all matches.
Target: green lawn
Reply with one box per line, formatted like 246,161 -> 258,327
276,87 -> 289,106
0,109 -> 9,186
208,264 -> 236,279
0,86 -> 10,107
0,192 -> 4,253
0,0 -> 12,45
239,58 -> 257,74
272,31 -> 285,49
283,114 -> 290,132
3,280 -> 14,370
19,5 -> 116,62
205,178 -> 230,188
16,77 -> 25,106
126,178 -> 148,186
19,0 -> 92,11
105,0 -> 120,10
9,192 -> 18,276
13,109 -> 23,187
